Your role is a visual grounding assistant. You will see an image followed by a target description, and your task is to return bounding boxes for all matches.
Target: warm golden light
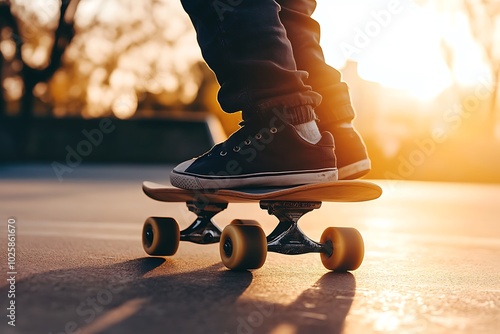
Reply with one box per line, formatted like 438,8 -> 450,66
112,92 -> 138,119
29,0 -> 204,119
313,0 -> 493,101
3,76 -> 23,101
0,40 -> 16,61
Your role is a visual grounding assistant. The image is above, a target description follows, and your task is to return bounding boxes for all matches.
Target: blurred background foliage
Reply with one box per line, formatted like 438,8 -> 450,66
0,0 -> 499,182
0,0 -> 221,120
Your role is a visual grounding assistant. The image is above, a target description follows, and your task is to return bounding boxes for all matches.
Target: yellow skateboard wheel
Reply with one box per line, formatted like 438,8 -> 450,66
220,224 -> 267,270
142,217 -> 180,256
320,227 -> 364,271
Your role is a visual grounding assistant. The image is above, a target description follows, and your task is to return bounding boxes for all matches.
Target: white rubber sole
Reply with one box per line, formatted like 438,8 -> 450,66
338,159 -> 371,180
170,168 -> 338,190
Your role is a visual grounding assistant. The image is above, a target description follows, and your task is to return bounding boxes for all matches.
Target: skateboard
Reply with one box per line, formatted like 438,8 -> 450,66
142,180 -> 382,271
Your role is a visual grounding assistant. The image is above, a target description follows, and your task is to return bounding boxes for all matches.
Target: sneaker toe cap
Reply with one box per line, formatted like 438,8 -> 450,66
172,159 -> 196,173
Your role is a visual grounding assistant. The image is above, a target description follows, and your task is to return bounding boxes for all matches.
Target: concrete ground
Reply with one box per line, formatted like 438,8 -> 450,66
0,165 -> 499,334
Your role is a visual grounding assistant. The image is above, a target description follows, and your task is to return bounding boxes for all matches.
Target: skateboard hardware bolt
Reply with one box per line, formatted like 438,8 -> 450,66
203,232 -> 214,243
323,239 -> 333,257
144,225 -> 153,247
223,237 -> 233,257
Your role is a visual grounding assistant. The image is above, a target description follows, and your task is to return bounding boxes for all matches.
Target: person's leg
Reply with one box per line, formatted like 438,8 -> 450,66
180,0 -> 319,122
277,0 -> 371,179
171,0 -> 337,189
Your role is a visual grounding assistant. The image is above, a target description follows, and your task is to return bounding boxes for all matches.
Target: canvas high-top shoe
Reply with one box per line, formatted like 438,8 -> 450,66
320,122 -> 371,180
171,120 -> 338,189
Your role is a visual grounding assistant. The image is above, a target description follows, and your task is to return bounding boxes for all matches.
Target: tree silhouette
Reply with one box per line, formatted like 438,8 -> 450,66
463,0 -> 500,135
1,0 -> 205,119
0,0 -> 20,117
416,0 -> 500,136
0,0 -> 81,118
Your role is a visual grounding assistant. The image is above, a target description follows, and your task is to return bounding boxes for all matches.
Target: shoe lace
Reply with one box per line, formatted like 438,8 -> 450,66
209,120 -> 269,157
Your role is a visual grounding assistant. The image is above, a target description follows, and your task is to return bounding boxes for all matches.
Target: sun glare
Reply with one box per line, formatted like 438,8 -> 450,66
313,0 -> 490,102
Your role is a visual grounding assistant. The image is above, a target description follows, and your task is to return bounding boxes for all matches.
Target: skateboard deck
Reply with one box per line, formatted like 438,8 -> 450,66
141,180 -> 382,272
143,180 -> 382,203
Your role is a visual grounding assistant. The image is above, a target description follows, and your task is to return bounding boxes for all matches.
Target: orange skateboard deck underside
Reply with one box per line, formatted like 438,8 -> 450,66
143,180 -> 382,204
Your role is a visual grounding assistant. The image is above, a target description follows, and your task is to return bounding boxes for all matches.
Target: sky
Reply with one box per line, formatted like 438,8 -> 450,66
312,0 -> 491,100
73,0 -> 492,102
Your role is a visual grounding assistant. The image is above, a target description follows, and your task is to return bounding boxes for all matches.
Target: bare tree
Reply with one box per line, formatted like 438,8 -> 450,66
2,0 -> 206,119
0,0 -> 80,118
0,48 -> 3,116
0,0 -> 19,117
463,0 -> 500,134
416,0 -> 500,135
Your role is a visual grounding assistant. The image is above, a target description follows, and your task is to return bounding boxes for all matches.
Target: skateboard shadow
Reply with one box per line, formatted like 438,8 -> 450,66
273,272 -> 356,334
225,271 -> 356,334
0,258 -> 355,334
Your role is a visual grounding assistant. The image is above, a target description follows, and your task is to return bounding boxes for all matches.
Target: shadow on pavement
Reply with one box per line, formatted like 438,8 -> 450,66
0,258 -> 355,334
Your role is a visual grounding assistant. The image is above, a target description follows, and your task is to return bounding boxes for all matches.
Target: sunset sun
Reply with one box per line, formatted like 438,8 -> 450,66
313,0 -> 491,101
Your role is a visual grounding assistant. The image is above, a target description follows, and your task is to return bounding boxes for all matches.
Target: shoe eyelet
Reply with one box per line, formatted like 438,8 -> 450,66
220,151 -> 227,156
244,139 -> 251,145
233,146 -> 241,152
255,133 -> 262,140
270,127 -> 278,134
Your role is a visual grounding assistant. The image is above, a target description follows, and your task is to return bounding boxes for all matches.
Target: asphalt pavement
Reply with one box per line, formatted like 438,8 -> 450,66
0,164 -> 499,334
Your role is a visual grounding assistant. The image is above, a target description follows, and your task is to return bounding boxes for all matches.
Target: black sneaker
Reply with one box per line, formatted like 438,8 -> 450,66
320,122 -> 371,180
170,120 -> 338,189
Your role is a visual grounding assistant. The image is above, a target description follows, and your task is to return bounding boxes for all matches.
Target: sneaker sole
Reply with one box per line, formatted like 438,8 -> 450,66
171,168 -> 338,190
338,159 -> 371,180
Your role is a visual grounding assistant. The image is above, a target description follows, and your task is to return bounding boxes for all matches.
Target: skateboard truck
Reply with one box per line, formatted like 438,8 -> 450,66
262,201 -> 333,257
179,200 -> 332,257
179,201 -> 226,244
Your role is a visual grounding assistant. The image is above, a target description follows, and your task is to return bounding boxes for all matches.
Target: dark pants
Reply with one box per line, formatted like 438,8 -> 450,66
180,0 -> 355,124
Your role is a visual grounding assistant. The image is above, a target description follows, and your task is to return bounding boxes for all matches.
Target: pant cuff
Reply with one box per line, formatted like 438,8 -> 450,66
242,89 -> 322,124
315,82 -> 356,123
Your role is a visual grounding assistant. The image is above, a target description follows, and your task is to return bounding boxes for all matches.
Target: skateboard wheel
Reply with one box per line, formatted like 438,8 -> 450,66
220,224 -> 267,270
142,217 -> 180,256
230,219 -> 261,226
320,227 -> 364,271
